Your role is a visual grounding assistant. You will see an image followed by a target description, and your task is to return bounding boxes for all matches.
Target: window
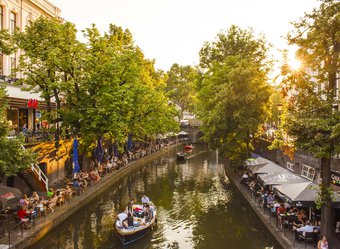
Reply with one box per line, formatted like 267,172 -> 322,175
301,164 -> 315,181
10,54 -> 16,75
10,12 -> 16,34
0,6 -> 3,30
287,162 -> 295,172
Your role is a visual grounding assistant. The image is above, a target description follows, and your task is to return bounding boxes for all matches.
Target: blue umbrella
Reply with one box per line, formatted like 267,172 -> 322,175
127,134 -> 133,151
95,137 -> 104,163
73,138 -> 80,175
113,142 -> 119,157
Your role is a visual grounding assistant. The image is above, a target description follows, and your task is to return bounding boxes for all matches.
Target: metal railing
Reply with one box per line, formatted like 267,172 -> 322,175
31,163 -> 49,191
20,145 -> 49,191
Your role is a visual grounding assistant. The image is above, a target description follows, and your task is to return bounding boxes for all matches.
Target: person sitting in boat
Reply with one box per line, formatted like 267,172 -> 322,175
126,199 -> 134,216
141,194 -> 150,204
144,204 -> 154,223
123,212 -> 134,228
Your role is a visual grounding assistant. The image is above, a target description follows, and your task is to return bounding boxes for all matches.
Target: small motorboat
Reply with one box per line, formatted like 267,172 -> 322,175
115,203 -> 157,245
184,145 -> 194,150
176,152 -> 187,160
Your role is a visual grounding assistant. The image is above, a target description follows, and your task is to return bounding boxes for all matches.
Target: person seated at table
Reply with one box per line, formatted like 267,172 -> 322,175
89,169 -> 100,183
56,190 -> 64,206
123,212 -> 134,228
289,206 -> 298,214
98,163 -> 104,176
47,194 -> 58,213
31,192 -> 40,204
283,201 -> 291,209
272,199 -> 281,210
277,203 -> 287,215
17,206 -> 30,228
266,193 -> 275,206
298,209 -> 307,220
293,215 -> 305,229
293,220 -> 314,239
47,188 -> 54,199
64,185 -> 73,203
19,194 -> 30,208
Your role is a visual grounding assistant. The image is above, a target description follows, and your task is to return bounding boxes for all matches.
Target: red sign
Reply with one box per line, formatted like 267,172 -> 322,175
27,99 -> 38,109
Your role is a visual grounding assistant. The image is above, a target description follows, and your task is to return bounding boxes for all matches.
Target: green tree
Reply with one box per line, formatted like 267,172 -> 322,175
0,85 -> 36,183
13,17 -> 82,137
66,24 -> 178,150
196,25 -> 271,163
278,0 -> 340,241
166,64 -> 197,118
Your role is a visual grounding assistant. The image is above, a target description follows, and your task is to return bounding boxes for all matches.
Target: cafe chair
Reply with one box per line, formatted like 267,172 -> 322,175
299,232 -> 316,248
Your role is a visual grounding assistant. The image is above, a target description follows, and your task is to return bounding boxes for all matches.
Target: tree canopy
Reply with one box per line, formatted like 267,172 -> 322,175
9,18 -> 178,152
165,63 -> 197,118
196,25 -> 271,162
277,0 -> 340,241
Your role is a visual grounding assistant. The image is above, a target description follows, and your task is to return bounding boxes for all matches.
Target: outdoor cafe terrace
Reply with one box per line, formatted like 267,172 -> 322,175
238,155 -> 340,248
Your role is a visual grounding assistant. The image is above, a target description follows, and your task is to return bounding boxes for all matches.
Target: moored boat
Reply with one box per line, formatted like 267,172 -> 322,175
115,203 -> 157,245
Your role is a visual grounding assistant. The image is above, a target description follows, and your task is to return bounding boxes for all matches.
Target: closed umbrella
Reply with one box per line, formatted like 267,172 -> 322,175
73,138 -> 80,175
95,137 -> 104,163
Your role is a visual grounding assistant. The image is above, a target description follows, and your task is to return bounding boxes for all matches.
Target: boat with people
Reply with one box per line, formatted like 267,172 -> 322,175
176,152 -> 187,160
115,197 -> 157,245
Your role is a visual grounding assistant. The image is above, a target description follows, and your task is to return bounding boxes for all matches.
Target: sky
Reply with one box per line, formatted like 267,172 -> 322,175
51,0 -> 320,73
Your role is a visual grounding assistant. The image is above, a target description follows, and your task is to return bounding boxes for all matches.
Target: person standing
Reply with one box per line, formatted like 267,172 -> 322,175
317,236 -> 328,249
141,194 -> 150,204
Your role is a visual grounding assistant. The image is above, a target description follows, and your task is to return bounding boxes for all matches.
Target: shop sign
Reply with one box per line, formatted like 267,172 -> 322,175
27,99 -> 38,109
331,170 -> 340,187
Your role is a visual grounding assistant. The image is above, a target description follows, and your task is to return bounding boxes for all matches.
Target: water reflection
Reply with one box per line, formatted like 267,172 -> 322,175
29,145 -> 281,249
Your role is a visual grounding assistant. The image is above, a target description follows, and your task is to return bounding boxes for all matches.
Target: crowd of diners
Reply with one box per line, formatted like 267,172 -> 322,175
238,169 -> 329,248
1,138 -> 179,233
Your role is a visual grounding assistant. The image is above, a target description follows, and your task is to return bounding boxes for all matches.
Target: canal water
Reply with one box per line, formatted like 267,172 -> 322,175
29,145 -> 282,249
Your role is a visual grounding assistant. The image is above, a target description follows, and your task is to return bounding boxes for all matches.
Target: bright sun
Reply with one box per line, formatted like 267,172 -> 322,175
288,57 -> 301,70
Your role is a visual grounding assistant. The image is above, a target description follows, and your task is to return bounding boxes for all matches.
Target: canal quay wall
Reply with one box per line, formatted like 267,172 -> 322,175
224,163 -> 301,249
8,145 -> 178,249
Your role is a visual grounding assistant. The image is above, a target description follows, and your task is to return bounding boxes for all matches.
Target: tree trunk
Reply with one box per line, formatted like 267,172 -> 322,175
320,157 -> 332,243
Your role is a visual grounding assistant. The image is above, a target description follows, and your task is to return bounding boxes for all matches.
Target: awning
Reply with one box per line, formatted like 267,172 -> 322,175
274,182 -> 340,207
253,162 -> 285,175
245,156 -> 270,166
259,170 -> 309,186
178,131 -> 189,135
274,182 -> 317,206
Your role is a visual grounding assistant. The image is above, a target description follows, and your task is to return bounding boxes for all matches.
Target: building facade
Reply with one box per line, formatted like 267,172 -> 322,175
0,0 -> 60,133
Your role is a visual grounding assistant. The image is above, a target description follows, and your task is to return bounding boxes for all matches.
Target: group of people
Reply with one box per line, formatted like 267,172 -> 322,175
15,187 -> 73,229
6,139 -> 176,234
122,194 -> 155,229
238,170 -> 329,248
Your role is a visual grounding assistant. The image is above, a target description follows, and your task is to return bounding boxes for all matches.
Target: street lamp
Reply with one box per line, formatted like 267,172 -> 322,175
277,103 -> 283,112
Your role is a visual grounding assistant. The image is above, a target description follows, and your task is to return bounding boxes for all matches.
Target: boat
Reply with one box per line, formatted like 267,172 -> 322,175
184,145 -> 194,150
176,152 -> 187,160
115,203 -> 157,245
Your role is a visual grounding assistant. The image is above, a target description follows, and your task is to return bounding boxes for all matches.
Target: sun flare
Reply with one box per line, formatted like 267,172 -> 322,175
288,57 -> 301,70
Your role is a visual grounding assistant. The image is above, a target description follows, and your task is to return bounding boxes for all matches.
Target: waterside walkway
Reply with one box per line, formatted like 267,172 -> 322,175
0,145 -> 178,249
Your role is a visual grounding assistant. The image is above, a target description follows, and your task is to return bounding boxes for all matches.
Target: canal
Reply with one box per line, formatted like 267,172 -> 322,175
29,145 -> 282,249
